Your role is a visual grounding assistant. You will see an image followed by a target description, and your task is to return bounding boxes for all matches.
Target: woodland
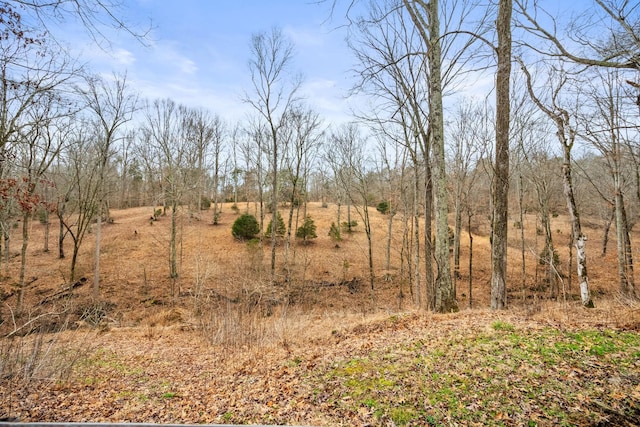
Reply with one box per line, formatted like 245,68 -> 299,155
1,0 -> 640,425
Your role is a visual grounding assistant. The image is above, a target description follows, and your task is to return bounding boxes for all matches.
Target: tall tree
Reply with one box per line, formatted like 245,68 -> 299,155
142,99 -> 201,296
329,123 -> 376,292
349,0 -> 432,308
244,27 -> 301,283
14,90 -> 70,310
580,68 -> 637,299
78,73 -> 136,299
448,99 -> 488,296
403,0 -> 458,312
519,61 -> 595,308
57,122 -> 104,281
490,0 -> 512,310
281,106 -> 321,280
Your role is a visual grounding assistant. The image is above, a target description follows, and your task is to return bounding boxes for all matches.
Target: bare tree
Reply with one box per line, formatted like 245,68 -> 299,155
6,0 -> 151,48
403,0 -> 458,312
580,68 -> 637,299
281,106 -> 322,280
447,99 -> 489,298
0,16 -> 78,276
14,90 -> 70,310
142,99 -> 202,297
244,27 -> 301,283
329,123 -> 376,292
208,114 -> 225,224
490,0 -> 512,310
57,122 -> 103,281
519,60 -> 595,308
349,0 -> 432,308
514,0 -> 640,71
517,120 -> 563,299
78,73 -> 136,299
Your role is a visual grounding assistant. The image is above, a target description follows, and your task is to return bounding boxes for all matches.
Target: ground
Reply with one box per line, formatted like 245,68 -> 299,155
1,203 -> 639,425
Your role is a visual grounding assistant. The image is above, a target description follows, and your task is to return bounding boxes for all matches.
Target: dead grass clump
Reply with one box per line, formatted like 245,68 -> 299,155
74,300 -> 117,328
194,277 -> 294,350
519,297 -> 640,330
145,307 -> 189,327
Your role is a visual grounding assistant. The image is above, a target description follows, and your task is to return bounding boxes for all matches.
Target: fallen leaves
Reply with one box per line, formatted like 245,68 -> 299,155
1,310 -> 639,426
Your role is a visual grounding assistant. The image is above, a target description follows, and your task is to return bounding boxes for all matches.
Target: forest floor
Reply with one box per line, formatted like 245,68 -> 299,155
1,203 -> 640,425
2,303 -> 640,426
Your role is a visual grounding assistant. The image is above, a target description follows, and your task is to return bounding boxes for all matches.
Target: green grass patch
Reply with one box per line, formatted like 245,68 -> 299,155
312,326 -> 640,426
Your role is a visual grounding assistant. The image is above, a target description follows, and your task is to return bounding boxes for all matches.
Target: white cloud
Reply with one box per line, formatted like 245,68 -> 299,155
112,48 -> 136,66
151,41 -> 198,75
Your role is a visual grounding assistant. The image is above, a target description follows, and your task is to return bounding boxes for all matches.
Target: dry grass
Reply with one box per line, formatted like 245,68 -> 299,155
0,202 -> 636,336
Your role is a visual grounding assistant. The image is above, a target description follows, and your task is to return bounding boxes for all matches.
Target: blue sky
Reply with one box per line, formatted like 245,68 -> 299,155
62,1 -> 361,124
50,0 -> 606,127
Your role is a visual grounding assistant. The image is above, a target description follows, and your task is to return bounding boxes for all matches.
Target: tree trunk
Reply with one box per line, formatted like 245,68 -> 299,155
43,210 -> 50,253
615,189 -> 636,298
70,239 -> 80,282
562,150 -> 594,307
453,197 -> 462,285
468,211 -> 474,309
424,156 -> 434,310
284,180 -> 299,282
602,204 -> 614,256
427,0 -> 457,313
364,207 -> 375,291
170,201 -> 178,280
93,201 -> 102,300
17,212 -> 30,313
413,169 -> 422,307
57,211 -> 66,258
518,173 -> 526,300
385,210 -> 394,280
491,0 -> 512,310
540,199 -> 557,299
4,228 -> 10,278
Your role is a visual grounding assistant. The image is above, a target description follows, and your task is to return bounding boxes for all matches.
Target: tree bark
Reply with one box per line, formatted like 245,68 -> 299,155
562,148 -> 594,307
425,0 -> 456,313
491,0 -> 512,310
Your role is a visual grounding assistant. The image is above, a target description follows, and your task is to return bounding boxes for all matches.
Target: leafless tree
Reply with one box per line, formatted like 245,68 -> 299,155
489,0 -> 512,310
328,123 -> 376,292
514,0 -> 640,71
6,0 -> 151,48
403,0 -> 461,312
447,98 -> 489,299
142,99 -> 203,297
519,60 -> 595,307
281,105 -> 322,281
78,73 -> 136,299
244,27 -> 301,283
580,68 -> 637,299
14,89 -> 71,310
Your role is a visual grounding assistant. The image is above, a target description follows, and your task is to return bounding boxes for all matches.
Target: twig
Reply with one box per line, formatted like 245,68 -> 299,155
5,309 -> 66,338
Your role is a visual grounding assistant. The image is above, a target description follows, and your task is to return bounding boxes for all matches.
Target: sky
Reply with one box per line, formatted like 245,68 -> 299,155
45,0 -> 608,129
58,0 -> 362,125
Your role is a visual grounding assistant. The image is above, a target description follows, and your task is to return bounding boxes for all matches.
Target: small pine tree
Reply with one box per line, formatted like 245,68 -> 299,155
341,220 -> 358,232
328,221 -> 342,242
376,200 -> 390,214
232,213 -> 260,240
296,215 -> 317,243
265,211 -> 286,238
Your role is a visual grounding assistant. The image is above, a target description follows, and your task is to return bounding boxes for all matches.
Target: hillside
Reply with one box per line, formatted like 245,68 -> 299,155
0,202 -> 628,325
1,203 -> 639,425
